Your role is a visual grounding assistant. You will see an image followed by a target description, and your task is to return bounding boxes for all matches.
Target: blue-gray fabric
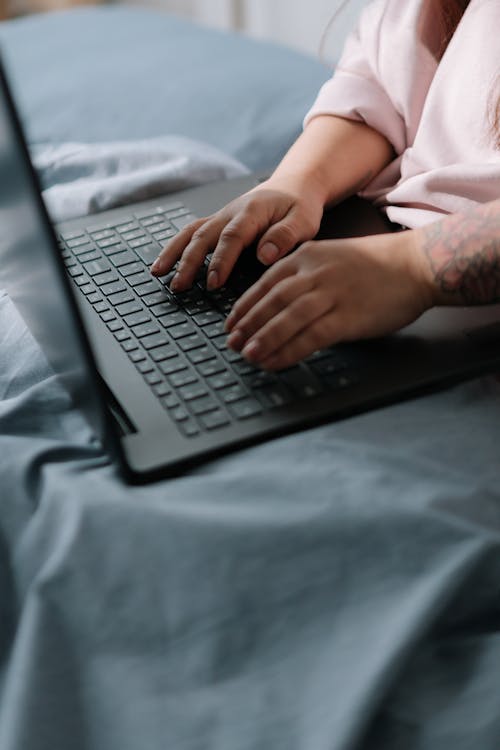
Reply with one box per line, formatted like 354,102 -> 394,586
0,7 -> 500,750
0,6 -> 330,171
32,136 -> 249,221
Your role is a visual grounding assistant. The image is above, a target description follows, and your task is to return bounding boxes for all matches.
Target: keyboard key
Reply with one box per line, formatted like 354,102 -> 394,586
178,419 -> 201,438
221,384 -> 248,404
171,214 -> 197,231
196,358 -> 226,378
228,398 -> 262,420
119,261 -> 145,278
76,249 -> 101,263
256,384 -> 293,409
144,370 -> 163,386
107,320 -> 124,333
149,300 -> 181,317
60,229 -> 86,241
157,312 -> 188,328
169,370 -> 198,388
186,345 -> 215,365
101,242 -> 128,256
89,228 -> 115,241
199,409 -> 230,430
113,330 -> 130,342
129,349 -> 147,363
96,236 -> 121,250
211,333 -> 229,351
150,344 -> 177,362
84,258 -> 112,276
142,290 -> 170,307
141,214 -> 166,227
189,395 -> 219,415
150,228 -> 175,242
170,405 -> 190,422
129,236 -> 154,249
207,371 -> 238,390
100,310 -> 116,323
123,310 -> 151,327
135,281 -> 162,297
177,333 -> 205,352
168,321 -> 196,340
178,382 -> 208,402
121,229 -> 147,242
116,299 -> 142,316
121,339 -> 139,352
202,321 -> 226,338
136,359 -> 154,374
93,300 -> 109,314
153,381 -> 171,397
66,236 -> 91,249
158,357 -> 187,376
141,332 -> 169,350
131,322 -> 160,339
87,291 -> 103,305
161,393 -> 180,409
126,270 -> 153,288
74,273 -> 91,287
133,244 -> 161,265
115,221 -> 140,234
110,250 -> 138,268
192,310 -> 224,326
279,366 -> 324,399
101,281 -> 127,297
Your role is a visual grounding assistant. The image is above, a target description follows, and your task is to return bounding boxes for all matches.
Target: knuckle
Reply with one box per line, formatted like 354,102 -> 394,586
273,222 -> 298,248
219,223 -> 244,244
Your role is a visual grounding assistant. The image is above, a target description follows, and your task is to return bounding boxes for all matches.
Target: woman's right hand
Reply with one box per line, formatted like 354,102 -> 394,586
150,177 -> 325,292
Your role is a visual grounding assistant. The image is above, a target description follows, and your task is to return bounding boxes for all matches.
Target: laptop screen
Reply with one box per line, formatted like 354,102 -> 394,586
0,53 -> 111,446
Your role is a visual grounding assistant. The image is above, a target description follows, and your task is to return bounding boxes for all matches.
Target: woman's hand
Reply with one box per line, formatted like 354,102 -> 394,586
225,230 -> 434,370
150,177 -> 325,292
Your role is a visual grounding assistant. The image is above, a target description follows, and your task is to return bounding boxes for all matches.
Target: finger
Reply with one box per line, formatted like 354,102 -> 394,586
206,209 -> 267,290
169,217 -> 237,291
224,256 -> 297,333
259,316 -> 343,371
256,208 -> 314,265
227,276 -> 316,352
150,217 -> 207,277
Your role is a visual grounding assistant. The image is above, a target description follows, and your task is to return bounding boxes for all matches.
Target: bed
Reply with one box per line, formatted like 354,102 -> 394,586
0,6 -> 499,750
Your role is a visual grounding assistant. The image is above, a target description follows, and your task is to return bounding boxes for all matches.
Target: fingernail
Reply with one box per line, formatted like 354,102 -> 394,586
224,312 -> 236,332
242,339 -> 260,361
227,329 -> 245,351
169,272 -> 181,291
258,242 -> 279,265
151,258 -> 161,273
207,270 -> 219,290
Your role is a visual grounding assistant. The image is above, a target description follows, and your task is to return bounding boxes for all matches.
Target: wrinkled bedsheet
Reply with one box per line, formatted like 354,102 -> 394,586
1,141 -> 500,749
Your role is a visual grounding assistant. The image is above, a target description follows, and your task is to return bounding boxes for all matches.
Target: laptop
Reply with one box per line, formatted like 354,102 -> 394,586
1,56 -> 500,482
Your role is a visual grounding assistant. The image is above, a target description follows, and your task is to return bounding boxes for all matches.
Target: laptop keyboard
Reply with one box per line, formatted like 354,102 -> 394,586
58,200 -> 359,438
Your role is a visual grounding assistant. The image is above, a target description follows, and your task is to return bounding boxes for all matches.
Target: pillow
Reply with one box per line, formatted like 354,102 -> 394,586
0,7 -> 330,171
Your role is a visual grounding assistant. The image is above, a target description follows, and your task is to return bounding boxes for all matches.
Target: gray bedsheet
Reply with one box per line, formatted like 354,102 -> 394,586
0,8 -> 500,749
2,289 -> 500,750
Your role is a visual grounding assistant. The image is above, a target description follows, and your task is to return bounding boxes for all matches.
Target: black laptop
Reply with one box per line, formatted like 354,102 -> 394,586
1,55 -> 500,482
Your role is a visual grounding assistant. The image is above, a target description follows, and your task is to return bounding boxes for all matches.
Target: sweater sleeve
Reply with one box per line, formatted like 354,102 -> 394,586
304,0 -> 407,155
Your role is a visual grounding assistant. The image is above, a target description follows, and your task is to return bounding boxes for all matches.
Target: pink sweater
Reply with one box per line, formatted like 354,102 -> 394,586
304,0 -> 500,227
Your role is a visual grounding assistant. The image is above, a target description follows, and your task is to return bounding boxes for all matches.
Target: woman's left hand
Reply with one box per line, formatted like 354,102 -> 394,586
224,230 -> 434,370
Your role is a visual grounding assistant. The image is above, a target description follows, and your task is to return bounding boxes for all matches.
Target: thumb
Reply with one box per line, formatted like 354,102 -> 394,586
256,216 -> 305,265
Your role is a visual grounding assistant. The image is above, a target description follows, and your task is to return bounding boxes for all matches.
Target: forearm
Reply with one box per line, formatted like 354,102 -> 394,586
269,115 -> 394,208
416,199 -> 500,306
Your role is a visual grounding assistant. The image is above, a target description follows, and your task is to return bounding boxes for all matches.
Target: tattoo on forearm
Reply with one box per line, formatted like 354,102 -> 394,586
423,202 -> 500,305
